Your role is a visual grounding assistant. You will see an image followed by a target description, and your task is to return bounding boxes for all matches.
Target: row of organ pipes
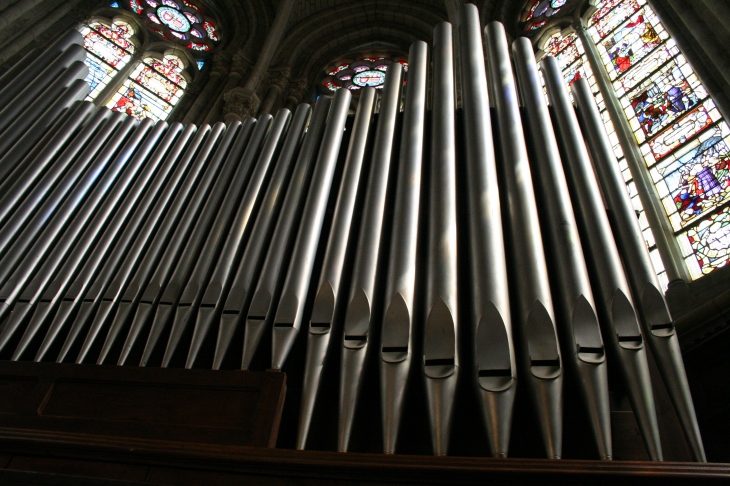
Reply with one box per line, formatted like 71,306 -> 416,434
0,3 -> 706,461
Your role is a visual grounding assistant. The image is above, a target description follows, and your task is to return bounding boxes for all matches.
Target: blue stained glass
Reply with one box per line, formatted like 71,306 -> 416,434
196,60 -> 205,70
110,1 -> 120,7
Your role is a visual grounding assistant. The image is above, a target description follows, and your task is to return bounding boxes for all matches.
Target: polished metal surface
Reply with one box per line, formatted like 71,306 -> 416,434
188,104 -> 310,369
296,88 -> 375,450
457,4 -> 516,459
231,98 -> 331,371
571,78 -> 704,461
337,66 -> 401,453
542,72 -> 662,460
486,21 -> 563,459
516,47 -> 610,460
271,89 -> 351,371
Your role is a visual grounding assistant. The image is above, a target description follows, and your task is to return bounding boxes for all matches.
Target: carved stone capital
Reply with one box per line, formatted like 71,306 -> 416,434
269,68 -> 291,92
223,88 -> 260,119
231,52 -> 252,77
286,78 -> 309,104
210,53 -> 231,77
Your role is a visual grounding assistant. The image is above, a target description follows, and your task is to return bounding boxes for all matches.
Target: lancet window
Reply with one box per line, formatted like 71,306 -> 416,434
534,0 -> 730,284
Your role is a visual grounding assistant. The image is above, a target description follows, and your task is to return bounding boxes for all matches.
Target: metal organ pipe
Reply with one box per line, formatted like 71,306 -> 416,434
571,78 -> 706,462
513,41 -> 611,460
485,21 -> 563,459
0,20 -> 707,463
297,88 -> 375,450
338,66 -> 401,453
541,60 -> 663,461
456,4 -> 516,459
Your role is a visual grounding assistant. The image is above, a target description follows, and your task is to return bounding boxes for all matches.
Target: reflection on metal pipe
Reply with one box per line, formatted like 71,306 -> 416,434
126,118 -> 260,366
544,72 -> 662,460
272,88 -> 351,371
422,22 -> 458,457
34,123 -> 185,362
297,88 -> 375,450
70,124 -> 207,364
93,122 -> 227,365
378,40 -> 426,455
0,107 -> 111,230
230,98 -> 330,371
517,48 -> 611,460
9,119 -> 162,361
189,105 -> 310,369
571,78 -> 704,462
486,21 -> 563,459
457,4 -> 516,459
163,111 -> 289,367
338,67 -> 401,453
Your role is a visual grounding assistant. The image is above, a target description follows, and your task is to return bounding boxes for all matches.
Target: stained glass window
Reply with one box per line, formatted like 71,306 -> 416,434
522,0 -> 578,32
78,21 -> 136,102
320,57 -> 408,93
126,0 -> 219,49
587,0 -> 730,278
106,54 -> 187,122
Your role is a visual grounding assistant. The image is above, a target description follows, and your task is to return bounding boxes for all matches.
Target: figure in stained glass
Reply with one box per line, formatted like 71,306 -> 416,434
684,208 -> 730,275
112,86 -> 150,118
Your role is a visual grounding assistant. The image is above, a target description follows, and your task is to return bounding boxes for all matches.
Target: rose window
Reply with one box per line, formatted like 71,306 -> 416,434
321,57 -> 408,93
128,0 -> 219,50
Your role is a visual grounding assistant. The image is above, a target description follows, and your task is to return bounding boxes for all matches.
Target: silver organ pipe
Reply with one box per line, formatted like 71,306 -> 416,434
487,21 -> 564,459
0,18 -> 705,462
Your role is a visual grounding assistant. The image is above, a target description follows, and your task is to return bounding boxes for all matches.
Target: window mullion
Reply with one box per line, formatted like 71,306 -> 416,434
576,21 -> 691,283
93,50 -> 144,108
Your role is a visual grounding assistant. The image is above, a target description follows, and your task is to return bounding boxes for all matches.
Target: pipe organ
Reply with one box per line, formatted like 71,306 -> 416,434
0,4 -> 707,462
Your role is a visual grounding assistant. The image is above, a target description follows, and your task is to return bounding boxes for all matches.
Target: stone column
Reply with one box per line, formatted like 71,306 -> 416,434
0,0 -> 89,65
204,52 -> 249,124
258,69 -> 290,116
576,23 -> 690,283
284,78 -> 308,111
182,53 -> 229,124
222,0 -> 298,121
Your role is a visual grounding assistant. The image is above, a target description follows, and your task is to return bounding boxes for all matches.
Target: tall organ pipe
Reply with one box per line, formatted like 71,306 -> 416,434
571,77 -> 705,462
0,116 -> 142,350
514,43 -> 611,460
232,98 -> 330,371
0,102 -> 95,220
70,124 -> 210,364
9,120 -> 165,360
271,88 -> 352,371
163,110 -> 291,367
91,122 -> 228,365
485,21 -> 563,459
34,123 -> 187,362
540,64 -> 662,461
422,22 -> 459,457
338,66 -> 402,452
0,111 -> 121,258
0,107 -> 112,230
296,88 -> 375,450
377,41 -> 426,455
457,4 -> 516,459
188,105 -> 310,369
123,119 -> 263,366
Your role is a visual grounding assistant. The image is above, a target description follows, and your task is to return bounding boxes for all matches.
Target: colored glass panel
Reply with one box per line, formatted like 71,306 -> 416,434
324,81 -> 340,91
589,0 -> 641,40
328,64 -> 348,75
679,207 -> 730,277
110,1 -> 120,7
353,70 -> 385,87
184,12 -> 199,24
83,56 -> 117,101
187,41 -> 210,51
129,0 -> 143,13
203,22 -> 219,41
158,6 -> 190,31
196,60 -> 205,70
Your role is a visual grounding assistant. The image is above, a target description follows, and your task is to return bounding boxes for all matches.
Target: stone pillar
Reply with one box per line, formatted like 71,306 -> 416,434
576,23 -> 690,283
258,69 -> 289,116
204,52 -> 249,124
0,0 -> 89,65
284,78 -> 308,111
182,53 -> 229,124
221,0 -> 298,121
